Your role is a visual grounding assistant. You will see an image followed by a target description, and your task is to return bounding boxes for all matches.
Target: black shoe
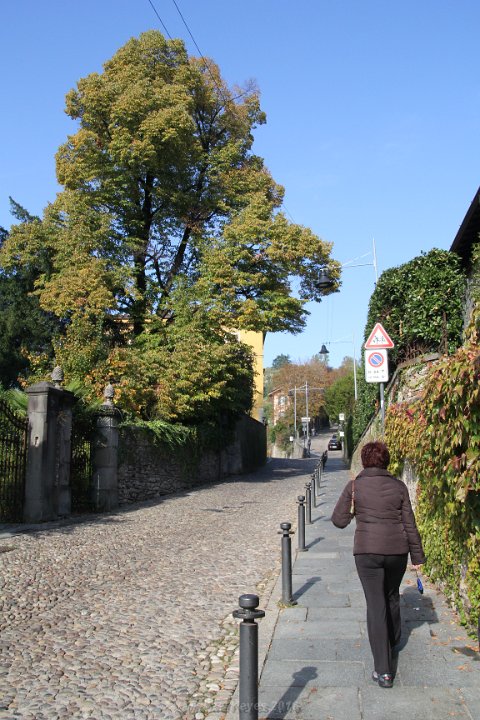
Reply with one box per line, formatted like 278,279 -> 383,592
372,670 -> 395,683
377,673 -> 394,688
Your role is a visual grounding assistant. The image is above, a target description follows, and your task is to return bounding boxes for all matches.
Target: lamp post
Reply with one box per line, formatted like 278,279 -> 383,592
341,239 -> 378,283
316,240 -> 378,291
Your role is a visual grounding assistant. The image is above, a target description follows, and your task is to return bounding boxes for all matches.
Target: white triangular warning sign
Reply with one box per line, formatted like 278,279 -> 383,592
364,322 -> 394,349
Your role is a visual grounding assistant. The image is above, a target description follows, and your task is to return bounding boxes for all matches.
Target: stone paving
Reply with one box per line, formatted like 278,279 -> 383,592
243,454 -> 480,720
0,442 -> 325,720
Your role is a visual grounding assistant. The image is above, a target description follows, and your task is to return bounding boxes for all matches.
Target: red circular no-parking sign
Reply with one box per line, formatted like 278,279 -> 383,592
368,352 -> 385,367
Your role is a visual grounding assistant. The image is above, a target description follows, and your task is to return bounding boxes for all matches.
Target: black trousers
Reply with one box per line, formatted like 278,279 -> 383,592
355,553 -> 408,675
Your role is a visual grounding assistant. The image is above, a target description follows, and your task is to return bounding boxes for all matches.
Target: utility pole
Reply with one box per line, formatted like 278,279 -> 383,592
305,380 -> 309,444
294,386 -> 297,438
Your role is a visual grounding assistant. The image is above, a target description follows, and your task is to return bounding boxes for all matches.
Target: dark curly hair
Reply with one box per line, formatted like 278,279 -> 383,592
361,441 -> 390,469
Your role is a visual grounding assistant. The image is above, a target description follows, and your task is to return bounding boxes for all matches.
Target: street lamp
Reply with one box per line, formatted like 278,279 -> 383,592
316,270 -> 336,291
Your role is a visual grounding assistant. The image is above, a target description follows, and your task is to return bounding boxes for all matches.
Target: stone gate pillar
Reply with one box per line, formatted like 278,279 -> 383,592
91,384 -> 120,512
24,367 -> 74,523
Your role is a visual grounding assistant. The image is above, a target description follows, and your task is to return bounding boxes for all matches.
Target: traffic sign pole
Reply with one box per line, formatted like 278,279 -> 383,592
380,382 -> 385,436
364,323 -> 394,437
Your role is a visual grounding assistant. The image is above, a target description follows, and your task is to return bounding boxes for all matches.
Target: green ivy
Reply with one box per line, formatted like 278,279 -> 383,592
385,338 -> 480,632
366,248 -> 465,366
353,248 -> 466,445
268,418 -> 294,451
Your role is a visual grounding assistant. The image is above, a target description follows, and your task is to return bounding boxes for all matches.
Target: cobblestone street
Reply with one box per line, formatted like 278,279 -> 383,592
0,445 -> 325,720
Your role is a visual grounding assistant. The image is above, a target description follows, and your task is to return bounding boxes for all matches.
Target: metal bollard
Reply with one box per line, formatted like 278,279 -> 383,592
311,471 -> 316,508
233,594 -> 266,720
278,522 -> 295,604
297,495 -> 307,551
305,482 -> 312,525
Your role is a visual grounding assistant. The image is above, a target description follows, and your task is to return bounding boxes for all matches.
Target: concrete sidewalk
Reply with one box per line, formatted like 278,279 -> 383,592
250,455 -> 479,720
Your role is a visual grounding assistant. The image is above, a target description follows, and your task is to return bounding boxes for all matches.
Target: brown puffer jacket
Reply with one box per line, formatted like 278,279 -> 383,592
331,467 -> 426,565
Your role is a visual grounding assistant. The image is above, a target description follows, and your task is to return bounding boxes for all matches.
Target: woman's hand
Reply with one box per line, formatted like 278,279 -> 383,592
410,564 -> 423,570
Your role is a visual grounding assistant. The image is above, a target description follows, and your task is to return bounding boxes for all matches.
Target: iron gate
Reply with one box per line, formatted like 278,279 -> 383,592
70,418 -> 94,513
0,399 -> 28,522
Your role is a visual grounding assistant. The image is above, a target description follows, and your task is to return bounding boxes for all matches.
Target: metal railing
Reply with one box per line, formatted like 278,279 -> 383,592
0,399 -> 28,522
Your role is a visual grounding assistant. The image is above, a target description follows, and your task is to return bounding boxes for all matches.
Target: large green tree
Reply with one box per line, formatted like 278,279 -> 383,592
1,31 -> 339,416
323,364 -> 356,422
0,202 -> 58,387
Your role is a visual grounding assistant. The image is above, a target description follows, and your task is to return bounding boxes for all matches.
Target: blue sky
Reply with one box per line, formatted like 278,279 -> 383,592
1,1 -> 479,369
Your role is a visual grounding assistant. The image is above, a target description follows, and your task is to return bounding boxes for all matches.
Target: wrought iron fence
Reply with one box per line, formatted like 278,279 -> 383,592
0,399 -> 28,522
70,418 -> 94,513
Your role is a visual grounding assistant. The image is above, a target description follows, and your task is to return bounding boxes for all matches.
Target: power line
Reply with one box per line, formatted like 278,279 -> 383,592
282,204 -> 296,224
147,0 -> 228,103
147,0 -> 172,39
169,0 -> 229,102
170,0 -> 205,62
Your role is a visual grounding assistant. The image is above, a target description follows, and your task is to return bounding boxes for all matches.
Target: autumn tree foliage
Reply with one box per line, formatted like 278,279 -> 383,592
1,31 -> 339,419
269,356 -> 334,428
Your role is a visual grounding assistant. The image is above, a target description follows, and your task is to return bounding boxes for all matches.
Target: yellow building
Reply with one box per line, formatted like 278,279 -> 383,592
236,330 -> 265,423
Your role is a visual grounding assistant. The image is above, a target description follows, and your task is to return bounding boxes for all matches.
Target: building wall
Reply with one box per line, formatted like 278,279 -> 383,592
237,330 -> 264,423
269,388 -> 289,425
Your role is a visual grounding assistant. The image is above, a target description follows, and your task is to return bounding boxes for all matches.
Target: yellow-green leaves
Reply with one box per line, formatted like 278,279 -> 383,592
1,29 -> 340,423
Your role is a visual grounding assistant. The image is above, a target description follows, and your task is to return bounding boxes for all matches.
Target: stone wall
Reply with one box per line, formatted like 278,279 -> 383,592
117,415 -> 266,506
351,354 -> 441,478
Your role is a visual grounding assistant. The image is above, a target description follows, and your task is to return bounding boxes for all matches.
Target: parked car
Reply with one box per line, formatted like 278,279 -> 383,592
328,436 -> 342,451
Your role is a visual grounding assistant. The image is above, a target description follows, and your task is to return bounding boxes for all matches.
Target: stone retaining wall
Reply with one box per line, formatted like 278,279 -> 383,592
118,415 -> 266,505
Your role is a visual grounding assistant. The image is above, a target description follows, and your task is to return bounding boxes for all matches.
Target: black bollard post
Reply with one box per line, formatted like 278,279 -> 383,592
278,522 -> 295,604
311,471 -> 316,508
233,594 -> 266,720
297,495 -> 307,551
305,482 -> 312,525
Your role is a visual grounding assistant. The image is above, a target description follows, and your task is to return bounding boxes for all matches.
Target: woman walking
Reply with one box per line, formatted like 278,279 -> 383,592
331,441 -> 425,688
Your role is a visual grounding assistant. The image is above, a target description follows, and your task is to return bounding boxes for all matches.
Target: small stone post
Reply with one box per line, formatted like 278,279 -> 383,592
233,594 -> 265,720
91,384 -> 120,512
305,481 -> 312,524
279,522 -> 295,604
297,495 -> 307,552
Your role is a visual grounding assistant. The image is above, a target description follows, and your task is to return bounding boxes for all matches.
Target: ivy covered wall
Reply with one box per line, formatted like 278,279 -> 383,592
350,245 -> 478,631
385,339 -> 480,631
352,248 -> 466,446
